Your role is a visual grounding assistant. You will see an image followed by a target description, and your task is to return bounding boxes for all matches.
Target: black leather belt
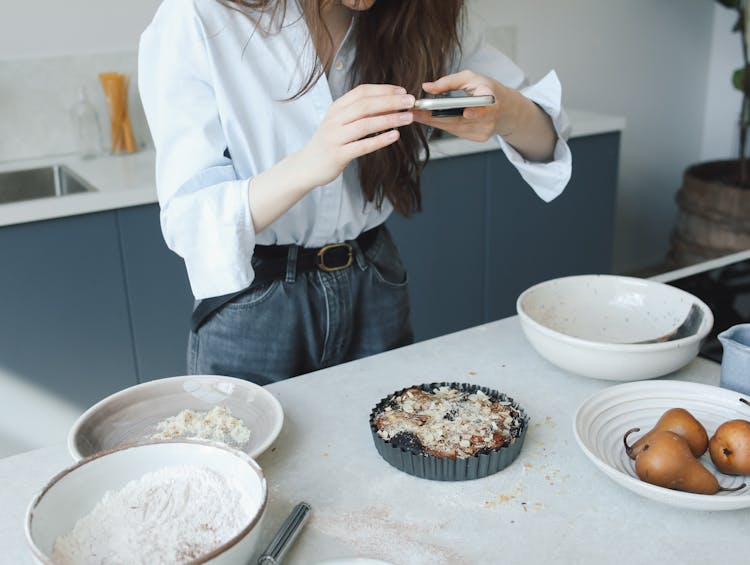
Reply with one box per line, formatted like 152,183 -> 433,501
252,224 -> 380,278
190,225 -> 382,332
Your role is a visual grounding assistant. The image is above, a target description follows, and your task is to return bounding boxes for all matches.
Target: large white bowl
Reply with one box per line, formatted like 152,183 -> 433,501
574,380 -> 750,511
26,441 -> 268,564
516,274 -> 713,381
68,375 -> 284,461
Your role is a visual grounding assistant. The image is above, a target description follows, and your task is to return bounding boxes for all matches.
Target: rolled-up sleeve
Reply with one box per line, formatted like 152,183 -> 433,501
138,0 -> 256,299
455,8 -> 572,202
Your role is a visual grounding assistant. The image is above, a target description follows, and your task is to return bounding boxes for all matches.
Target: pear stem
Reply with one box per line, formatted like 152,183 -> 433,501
740,397 -> 750,408
623,427 -> 641,455
718,482 -> 746,493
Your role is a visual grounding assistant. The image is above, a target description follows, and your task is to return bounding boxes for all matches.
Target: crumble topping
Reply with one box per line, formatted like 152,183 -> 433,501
373,386 -> 524,459
150,406 -> 251,447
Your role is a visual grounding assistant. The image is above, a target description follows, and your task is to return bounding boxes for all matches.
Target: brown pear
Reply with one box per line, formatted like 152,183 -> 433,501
709,419 -> 750,475
634,430 -> 742,494
624,408 -> 708,459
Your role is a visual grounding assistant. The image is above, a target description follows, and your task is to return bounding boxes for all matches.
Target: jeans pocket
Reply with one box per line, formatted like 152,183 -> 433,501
366,228 -> 409,288
223,279 -> 281,310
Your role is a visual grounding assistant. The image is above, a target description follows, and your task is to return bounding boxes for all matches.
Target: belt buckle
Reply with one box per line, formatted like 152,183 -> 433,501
316,243 -> 353,272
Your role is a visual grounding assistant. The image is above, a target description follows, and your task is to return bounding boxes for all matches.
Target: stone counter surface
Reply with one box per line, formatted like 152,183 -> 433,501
2,317 -> 745,565
0,110 -> 624,228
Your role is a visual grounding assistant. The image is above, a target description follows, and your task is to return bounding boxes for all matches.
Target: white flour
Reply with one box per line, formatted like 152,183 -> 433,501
52,465 -> 255,565
150,405 -> 251,447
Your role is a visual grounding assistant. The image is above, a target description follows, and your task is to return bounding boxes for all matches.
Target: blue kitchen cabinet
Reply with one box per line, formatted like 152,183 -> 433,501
1,133 -> 619,399
389,133 -> 620,341
0,212 -> 137,409
116,205 -> 194,381
485,132 -> 620,320
387,152 -> 487,341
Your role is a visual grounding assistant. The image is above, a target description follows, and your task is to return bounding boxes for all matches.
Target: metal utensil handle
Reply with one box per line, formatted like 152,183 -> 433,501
257,501 -> 312,565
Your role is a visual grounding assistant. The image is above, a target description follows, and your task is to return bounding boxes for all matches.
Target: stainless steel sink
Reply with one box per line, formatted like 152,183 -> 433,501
0,165 -> 97,204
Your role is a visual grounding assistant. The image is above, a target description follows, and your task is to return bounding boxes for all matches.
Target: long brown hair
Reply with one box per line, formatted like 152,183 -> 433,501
221,0 -> 465,215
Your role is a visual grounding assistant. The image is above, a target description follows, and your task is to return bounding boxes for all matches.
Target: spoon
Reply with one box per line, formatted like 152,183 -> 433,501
257,502 -> 311,565
634,303 -> 704,344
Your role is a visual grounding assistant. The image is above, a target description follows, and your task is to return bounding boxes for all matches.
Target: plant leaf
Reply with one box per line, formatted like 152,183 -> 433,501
733,66 -> 750,95
717,0 -> 739,9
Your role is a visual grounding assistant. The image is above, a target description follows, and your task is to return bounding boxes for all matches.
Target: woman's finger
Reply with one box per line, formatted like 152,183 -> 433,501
343,129 -> 401,159
334,84 -> 407,108
422,70 -> 477,95
462,106 -> 491,120
412,110 -> 467,129
336,93 -> 415,125
413,111 -> 495,142
339,111 -> 414,144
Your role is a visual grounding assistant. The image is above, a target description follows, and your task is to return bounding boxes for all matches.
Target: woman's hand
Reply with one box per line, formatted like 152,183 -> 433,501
247,84 -> 414,234
413,70 -> 556,162
300,84 -> 415,188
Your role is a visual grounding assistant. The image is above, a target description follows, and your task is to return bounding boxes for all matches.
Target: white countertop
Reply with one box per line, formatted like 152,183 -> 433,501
3,316 -> 745,565
651,248 -> 750,282
0,109 -> 624,228
429,109 -> 626,159
0,150 -> 157,227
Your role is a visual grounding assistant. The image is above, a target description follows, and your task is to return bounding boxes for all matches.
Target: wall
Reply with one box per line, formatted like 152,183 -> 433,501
0,53 -> 150,162
474,0 -> 716,274
0,2 -> 160,162
0,1 -> 160,59
0,0 -> 733,274
701,4 -> 743,162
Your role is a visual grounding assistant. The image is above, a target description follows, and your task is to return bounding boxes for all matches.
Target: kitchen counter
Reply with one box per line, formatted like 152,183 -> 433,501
2,316 -> 745,565
0,150 -> 157,227
0,109 -> 624,228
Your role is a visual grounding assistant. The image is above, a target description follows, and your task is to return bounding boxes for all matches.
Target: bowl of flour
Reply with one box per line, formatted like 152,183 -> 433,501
25,440 -> 268,565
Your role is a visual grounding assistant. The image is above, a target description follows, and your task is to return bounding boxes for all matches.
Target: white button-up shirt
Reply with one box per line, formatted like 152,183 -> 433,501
138,0 -> 572,299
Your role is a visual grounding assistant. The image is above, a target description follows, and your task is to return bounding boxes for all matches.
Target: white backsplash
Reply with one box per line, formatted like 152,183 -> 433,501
0,51 -> 151,164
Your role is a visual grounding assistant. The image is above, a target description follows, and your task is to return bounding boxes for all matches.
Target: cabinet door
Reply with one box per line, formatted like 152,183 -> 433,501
485,133 -> 620,320
387,152 -> 488,341
0,212 -> 137,408
117,205 -> 194,381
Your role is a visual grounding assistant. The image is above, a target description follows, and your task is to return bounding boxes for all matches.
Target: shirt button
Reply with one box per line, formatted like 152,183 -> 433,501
334,59 -> 344,71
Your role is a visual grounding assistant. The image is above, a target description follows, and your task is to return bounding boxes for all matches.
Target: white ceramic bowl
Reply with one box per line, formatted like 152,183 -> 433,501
68,375 -> 284,461
516,275 -> 713,381
26,441 -> 268,564
574,380 -> 750,511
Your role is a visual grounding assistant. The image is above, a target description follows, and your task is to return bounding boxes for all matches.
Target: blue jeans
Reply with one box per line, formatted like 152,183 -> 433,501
187,226 -> 414,385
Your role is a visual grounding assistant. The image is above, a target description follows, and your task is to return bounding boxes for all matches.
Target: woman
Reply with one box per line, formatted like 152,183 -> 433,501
138,0 -> 571,385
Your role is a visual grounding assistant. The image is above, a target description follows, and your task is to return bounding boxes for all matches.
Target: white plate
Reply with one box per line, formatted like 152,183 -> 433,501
68,375 -> 283,461
573,380 -> 750,510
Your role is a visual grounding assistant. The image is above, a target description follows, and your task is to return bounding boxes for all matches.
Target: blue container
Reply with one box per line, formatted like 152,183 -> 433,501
719,324 -> 750,396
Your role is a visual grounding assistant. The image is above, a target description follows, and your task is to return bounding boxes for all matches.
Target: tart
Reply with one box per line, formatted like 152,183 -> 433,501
369,382 -> 528,481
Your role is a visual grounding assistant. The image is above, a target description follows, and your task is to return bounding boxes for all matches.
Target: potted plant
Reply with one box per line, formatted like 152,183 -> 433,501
670,0 -> 750,266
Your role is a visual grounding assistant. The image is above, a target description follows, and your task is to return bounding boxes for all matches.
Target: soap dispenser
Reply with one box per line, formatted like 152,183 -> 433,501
71,87 -> 103,159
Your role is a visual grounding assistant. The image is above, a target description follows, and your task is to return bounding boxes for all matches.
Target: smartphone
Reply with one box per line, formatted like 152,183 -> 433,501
413,94 -> 495,117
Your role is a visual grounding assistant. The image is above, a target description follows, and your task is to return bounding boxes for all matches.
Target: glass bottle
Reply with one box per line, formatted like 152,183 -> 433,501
71,87 -> 103,159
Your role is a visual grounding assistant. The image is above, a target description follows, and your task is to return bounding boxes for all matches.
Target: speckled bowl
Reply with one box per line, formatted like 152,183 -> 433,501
516,275 -> 713,381
25,440 -> 268,565
369,382 -> 528,481
68,375 -> 284,461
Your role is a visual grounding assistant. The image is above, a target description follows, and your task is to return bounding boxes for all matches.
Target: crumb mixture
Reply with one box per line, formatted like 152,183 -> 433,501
52,465 -> 255,565
374,386 -> 524,459
151,405 -> 251,446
